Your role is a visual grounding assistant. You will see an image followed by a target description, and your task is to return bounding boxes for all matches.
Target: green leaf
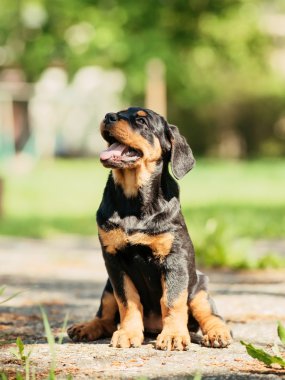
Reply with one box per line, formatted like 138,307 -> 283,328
277,321 -> 285,345
241,341 -> 285,367
16,337 -> 25,357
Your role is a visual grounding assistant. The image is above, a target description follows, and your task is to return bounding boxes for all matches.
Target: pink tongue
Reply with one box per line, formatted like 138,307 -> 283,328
100,142 -> 127,161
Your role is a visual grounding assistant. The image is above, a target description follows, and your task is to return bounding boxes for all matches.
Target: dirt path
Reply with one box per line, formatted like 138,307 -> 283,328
1,237 -> 285,379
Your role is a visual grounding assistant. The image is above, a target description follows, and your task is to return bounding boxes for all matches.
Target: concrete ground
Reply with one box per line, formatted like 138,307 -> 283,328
0,237 -> 285,379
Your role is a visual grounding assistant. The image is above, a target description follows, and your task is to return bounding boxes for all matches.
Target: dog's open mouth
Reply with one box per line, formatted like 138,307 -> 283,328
100,141 -> 142,166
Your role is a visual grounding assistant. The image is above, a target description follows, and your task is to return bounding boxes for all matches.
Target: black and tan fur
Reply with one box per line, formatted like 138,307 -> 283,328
67,107 -> 232,350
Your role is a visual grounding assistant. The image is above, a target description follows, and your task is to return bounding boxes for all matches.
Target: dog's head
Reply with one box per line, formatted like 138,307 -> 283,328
100,107 -> 195,184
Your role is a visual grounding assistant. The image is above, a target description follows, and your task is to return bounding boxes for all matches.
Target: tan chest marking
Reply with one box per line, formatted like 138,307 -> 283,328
98,227 -> 127,254
98,227 -> 173,257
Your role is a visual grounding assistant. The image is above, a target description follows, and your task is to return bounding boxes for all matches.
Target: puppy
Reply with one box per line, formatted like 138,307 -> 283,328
68,107 -> 232,350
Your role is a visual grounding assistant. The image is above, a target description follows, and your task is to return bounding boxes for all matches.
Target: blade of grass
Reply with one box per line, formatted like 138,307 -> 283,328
0,290 -> 25,305
58,312 -> 69,345
39,306 -> 56,374
25,356 -> 30,380
0,285 -> 6,296
277,321 -> 285,345
31,368 -> 36,380
39,306 -> 55,348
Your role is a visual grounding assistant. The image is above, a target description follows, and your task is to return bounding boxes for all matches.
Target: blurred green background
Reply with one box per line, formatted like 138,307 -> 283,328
0,0 -> 285,268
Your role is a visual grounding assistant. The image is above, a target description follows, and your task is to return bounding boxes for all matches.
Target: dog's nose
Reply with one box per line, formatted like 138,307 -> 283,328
104,113 -> 118,125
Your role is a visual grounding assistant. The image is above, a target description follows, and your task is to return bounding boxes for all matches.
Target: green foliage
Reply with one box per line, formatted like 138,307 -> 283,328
194,219 -> 249,268
10,337 -> 32,380
0,307 -> 71,379
0,158 -> 285,269
0,286 -> 23,347
0,0 -> 267,86
193,218 -> 285,269
40,306 -> 70,378
256,254 -> 285,270
11,337 -> 32,364
1,373 -> 72,380
0,1 -> 284,156
194,219 -> 231,267
241,322 -> 285,369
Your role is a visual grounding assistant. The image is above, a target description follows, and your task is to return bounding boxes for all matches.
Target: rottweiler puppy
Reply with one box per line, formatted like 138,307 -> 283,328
67,107 -> 232,350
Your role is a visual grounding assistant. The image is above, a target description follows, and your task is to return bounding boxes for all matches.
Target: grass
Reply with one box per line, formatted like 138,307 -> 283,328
0,157 -> 284,267
1,303 -> 72,380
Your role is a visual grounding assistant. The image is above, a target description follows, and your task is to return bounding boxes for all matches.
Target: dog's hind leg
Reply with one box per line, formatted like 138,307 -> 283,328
189,289 -> 232,348
67,279 -> 118,342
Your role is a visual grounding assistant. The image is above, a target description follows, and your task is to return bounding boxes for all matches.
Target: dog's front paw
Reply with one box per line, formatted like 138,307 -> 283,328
67,320 -> 103,342
202,325 -> 232,348
156,330 -> 191,351
111,329 -> 144,348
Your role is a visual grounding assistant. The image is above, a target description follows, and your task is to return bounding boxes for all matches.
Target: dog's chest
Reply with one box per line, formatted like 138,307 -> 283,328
98,221 -> 174,258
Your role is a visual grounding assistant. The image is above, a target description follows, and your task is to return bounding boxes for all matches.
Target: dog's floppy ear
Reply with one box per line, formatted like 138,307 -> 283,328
167,124 -> 195,180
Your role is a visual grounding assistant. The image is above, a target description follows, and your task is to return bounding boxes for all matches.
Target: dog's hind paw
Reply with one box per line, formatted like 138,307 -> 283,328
67,318 -> 111,342
202,325 -> 232,348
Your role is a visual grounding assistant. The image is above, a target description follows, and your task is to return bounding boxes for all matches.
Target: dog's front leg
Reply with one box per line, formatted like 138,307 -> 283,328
104,254 -> 144,348
156,261 -> 191,351
111,274 -> 144,348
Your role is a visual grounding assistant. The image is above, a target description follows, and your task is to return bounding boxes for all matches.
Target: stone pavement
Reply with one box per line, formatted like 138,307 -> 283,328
0,237 -> 285,379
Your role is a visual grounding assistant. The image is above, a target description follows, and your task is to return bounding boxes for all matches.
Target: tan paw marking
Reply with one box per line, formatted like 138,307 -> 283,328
111,329 -> 144,348
156,331 -> 191,351
202,326 -> 232,348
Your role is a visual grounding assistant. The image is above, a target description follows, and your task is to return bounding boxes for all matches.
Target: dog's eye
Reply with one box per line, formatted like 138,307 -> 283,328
137,117 -> 147,125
